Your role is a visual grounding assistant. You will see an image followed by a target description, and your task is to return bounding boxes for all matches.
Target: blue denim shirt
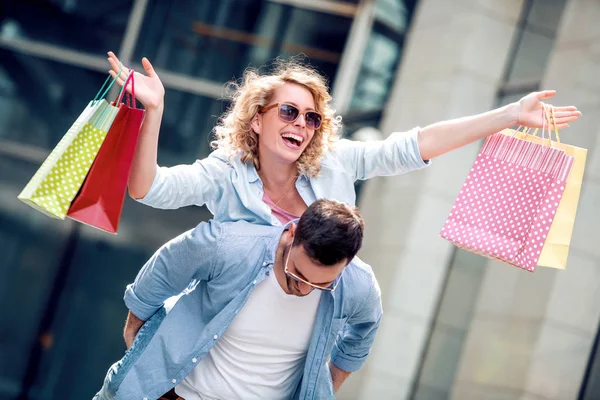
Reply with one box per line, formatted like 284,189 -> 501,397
137,128 -> 429,225
93,220 -> 382,400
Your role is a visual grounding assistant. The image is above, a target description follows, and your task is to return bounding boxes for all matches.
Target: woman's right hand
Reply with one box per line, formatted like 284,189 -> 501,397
108,51 -> 165,110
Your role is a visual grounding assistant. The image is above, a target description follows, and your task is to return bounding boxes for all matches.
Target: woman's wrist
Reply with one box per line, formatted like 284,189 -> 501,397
503,102 -> 521,127
145,100 -> 164,113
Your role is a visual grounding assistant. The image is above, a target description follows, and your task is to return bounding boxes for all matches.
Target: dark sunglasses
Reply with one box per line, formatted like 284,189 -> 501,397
284,244 -> 344,292
259,103 -> 323,130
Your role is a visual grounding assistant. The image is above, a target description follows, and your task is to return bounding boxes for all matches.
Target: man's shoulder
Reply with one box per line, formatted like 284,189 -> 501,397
189,219 -> 281,254
217,219 -> 281,239
340,257 -> 381,316
345,256 -> 379,293
347,256 -> 375,278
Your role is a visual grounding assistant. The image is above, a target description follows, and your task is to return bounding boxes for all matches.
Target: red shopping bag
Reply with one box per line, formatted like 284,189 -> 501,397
440,131 -> 574,272
67,71 -> 145,233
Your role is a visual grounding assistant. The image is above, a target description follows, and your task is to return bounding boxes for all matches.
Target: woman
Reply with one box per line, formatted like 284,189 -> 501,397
107,52 -> 581,226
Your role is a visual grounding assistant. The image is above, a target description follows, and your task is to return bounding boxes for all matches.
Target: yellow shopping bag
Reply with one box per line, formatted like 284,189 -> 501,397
501,108 -> 587,269
18,69 -> 123,219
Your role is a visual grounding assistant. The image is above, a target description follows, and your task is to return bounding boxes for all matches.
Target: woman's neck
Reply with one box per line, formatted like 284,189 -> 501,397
258,155 -> 298,187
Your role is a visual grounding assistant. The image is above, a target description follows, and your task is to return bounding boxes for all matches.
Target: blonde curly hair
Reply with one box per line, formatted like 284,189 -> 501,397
211,58 -> 342,177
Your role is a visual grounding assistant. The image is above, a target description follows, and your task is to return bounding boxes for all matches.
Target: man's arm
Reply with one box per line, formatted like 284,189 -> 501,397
123,311 -> 145,349
329,361 -> 351,392
124,221 -> 220,322
330,276 -> 383,375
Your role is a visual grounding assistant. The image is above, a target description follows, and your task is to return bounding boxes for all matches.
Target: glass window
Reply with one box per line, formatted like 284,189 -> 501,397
344,0 -> 418,120
505,0 -> 566,85
0,155 -> 75,399
527,0 -> 567,33
349,30 -> 401,112
0,50 -> 226,165
0,53 -> 116,150
506,29 -> 555,84
133,0 -> 352,86
29,200 -> 211,399
157,89 -> 227,164
1,0 -> 133,55
580,331 -> 600,399
0,140 -> 212,400
411,250 -> 487,399
375,0 -> 411,33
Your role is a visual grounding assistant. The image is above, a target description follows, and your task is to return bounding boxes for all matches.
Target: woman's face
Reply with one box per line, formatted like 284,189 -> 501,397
253,83 -> 317,165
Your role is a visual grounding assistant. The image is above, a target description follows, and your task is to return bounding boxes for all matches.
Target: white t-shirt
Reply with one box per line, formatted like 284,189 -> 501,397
175,270 -> 322,400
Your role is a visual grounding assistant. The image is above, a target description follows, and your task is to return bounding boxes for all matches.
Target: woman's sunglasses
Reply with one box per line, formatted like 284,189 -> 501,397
259,103 -> 323,130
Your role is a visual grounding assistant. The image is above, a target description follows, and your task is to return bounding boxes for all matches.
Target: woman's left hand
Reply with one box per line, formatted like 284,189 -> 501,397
516,90 -> 582,129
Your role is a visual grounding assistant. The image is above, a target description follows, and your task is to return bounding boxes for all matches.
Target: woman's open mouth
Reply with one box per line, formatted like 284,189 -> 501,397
281,133 -> 304,149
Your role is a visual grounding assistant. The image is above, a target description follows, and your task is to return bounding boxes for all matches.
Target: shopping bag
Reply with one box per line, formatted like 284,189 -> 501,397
18,67 -> 123,219
67,71 -> 145,233
440,130 -> 574,272
500,108 -> 587,269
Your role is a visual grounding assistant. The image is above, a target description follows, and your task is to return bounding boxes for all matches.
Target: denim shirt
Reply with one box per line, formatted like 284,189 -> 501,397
137,128 -> 429,225
93,220 -> 382,400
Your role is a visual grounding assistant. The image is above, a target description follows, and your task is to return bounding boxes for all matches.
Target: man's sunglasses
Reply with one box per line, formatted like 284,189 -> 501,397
284,244 -> 344,292
259,103 -> 323,130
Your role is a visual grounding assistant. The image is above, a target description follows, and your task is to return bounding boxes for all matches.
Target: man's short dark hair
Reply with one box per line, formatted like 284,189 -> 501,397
294,199 -> 364,266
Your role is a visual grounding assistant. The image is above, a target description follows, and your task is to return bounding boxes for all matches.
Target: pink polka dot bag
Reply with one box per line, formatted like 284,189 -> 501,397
440,128 -> 574,272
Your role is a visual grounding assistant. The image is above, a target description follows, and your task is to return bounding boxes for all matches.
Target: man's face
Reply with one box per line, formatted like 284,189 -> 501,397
283,244 -> 347,297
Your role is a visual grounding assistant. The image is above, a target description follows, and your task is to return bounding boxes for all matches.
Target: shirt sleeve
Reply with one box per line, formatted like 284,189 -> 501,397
335,127 -> 431,181
329,279 -> 383,372
135,150 -> 230,210
123,220 -> 222,321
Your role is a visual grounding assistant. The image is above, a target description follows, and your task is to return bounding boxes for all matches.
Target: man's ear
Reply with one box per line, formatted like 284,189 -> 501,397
251,113 -> 261,135
288,222 -> 297,244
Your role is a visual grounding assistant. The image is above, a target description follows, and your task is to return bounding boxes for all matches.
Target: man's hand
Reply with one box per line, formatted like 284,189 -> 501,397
329,361 -> 351,393
123,311 -> 145,349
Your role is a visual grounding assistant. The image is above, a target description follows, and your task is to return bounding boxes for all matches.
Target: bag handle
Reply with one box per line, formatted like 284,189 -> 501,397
512,123 -> 552,149
524,103 -> 560,147
543,103 -> 561,144
93,63 -> 123,104
91,70 -> 131,127
115,70 -> 136,108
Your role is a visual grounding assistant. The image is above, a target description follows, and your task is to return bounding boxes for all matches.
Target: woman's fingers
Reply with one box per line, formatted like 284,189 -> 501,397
108,70 -> 125,87
549,111 -> 582,118
554,115 -> 580,124
536,90 -> 556,99
107,53 -> 130,80
554,106 -> 578,112
141,57 -> 156,77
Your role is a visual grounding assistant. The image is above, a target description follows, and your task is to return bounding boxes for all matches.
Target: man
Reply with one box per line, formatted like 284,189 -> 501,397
94,200 -> 382,399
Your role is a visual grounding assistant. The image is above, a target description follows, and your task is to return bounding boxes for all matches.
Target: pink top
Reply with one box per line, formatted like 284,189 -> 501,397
262,193 -> 300,224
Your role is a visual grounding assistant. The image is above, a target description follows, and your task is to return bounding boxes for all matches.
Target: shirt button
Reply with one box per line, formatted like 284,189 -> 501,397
213,334 -> 218,340
143,398 -> 149,400
262,261 -> 267,266
253,280 -> 257,285
192,357 -> 198,363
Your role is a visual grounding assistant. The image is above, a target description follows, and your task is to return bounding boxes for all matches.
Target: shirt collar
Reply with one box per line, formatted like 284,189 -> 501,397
246,161 -> 309,185
246,161 -> 260,184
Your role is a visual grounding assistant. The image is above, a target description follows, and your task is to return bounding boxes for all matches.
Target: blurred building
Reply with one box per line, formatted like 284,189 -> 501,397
0,1 -> 598,399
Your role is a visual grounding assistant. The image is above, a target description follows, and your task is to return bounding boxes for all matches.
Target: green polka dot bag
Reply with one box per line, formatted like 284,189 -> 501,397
18,69 -> 123,219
